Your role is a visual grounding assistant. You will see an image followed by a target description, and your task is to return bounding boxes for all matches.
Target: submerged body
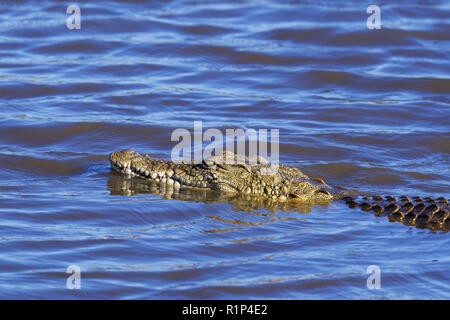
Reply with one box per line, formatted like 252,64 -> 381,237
109,149 -> 450,231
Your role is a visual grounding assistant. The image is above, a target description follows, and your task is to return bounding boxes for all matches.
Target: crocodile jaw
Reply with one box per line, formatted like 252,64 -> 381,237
109,149 -> 334,203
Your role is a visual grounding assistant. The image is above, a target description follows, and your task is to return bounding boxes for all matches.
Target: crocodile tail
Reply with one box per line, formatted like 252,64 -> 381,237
341,195 -> 450,231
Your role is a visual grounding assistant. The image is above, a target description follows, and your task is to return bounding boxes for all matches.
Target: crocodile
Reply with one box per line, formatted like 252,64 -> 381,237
109,149 -> 450,231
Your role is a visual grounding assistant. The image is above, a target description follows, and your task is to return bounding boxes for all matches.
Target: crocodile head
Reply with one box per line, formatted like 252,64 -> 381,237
109,149 -> 334,203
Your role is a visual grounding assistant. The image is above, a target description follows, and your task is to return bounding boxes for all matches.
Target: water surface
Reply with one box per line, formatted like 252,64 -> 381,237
0,0 -> 449,299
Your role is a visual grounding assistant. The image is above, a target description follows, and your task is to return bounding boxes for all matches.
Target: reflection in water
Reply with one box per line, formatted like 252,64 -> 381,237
107,171 -> 317,231
107,172 -> 321,214
107,171 -> 450,233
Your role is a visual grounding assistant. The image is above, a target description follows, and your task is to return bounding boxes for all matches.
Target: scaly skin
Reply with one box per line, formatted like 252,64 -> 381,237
109,149 -> 334,203
109,149 -> 450,231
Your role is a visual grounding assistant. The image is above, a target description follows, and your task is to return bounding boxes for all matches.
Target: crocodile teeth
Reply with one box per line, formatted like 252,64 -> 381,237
151,172 -> 157,179
166,169 -> 174,177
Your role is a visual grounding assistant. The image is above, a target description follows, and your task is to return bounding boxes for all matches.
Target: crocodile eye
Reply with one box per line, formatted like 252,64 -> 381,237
315,189 -> 332,196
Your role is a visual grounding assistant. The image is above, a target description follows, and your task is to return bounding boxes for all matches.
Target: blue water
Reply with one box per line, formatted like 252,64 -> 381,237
0,0 -> 449,299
